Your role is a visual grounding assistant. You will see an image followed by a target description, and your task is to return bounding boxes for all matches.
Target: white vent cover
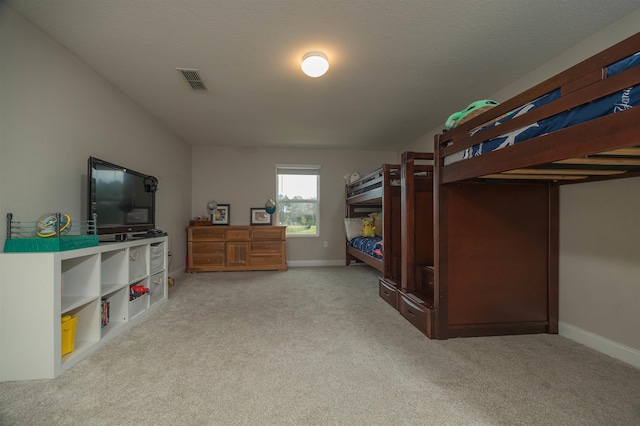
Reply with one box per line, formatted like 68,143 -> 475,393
177,68 -> 208,91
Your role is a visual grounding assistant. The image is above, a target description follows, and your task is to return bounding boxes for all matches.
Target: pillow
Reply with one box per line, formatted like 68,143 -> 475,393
374,219 -> 383,237
344,218 -> 363,241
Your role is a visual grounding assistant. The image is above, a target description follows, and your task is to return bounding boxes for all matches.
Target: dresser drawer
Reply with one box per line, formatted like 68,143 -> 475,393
251,255 -> 282,266
191,242 -> 224,254
251,228 -> 284,240
226,229 -> 250,241
398,292 -> 434,337
192,253 -> 225,266
379,278 -> 399,310
191,227 -> 225,240
251,241 -> 282,253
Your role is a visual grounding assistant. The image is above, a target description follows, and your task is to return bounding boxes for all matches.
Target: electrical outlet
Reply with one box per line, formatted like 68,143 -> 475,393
323,241 -> 328,248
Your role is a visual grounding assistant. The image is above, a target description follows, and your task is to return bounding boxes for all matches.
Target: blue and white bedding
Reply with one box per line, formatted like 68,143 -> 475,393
446,52 -> 640,164
349,236 -> 383,260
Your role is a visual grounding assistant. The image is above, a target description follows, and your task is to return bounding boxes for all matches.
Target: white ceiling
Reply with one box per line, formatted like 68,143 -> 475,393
7,0 -> 640,151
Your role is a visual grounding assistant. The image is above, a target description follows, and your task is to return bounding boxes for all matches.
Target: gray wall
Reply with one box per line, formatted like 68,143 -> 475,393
0,2 -> 192,278
191,146 -> 397,265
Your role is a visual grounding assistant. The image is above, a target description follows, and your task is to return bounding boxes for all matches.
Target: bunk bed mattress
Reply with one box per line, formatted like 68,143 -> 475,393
446,52 -> 640,165
349,236 -> 383,259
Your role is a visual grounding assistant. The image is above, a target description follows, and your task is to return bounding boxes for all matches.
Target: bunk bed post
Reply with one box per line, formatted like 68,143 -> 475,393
401,151 -> 416,293
344,183 -> 350,266
382,165 -> 393,279
433,136 -> 448,339
548,185 -> 560,334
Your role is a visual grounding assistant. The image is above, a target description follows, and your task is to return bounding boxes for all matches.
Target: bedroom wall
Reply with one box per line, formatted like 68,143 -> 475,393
191,146 -> 397,265
559,177 -> 640,352
0,2 -> 192,278
401,9 -> 640,365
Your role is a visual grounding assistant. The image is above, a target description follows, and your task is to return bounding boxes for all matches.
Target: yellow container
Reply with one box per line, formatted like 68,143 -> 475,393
61,315 -> 78,356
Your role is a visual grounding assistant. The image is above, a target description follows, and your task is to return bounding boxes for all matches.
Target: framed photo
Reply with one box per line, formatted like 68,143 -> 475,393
250,208 -> 272,225
211,204 -> 230,225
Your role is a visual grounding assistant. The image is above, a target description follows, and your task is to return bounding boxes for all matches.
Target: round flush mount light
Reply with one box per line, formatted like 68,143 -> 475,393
301,52 -> 329,78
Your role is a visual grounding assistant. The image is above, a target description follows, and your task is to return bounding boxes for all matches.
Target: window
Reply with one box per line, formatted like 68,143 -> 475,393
276,165 -> 320,237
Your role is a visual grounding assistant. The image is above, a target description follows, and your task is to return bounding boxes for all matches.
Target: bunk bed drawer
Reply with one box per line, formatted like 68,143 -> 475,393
399,292 -> 434,337
378,278 -> 399,310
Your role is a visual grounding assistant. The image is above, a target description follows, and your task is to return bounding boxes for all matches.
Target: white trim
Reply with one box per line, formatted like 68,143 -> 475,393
559,321 -> 640,369
288,260 -> 345,267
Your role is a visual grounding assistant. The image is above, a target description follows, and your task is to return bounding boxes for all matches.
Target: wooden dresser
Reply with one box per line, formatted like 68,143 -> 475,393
187,226 -> 287,272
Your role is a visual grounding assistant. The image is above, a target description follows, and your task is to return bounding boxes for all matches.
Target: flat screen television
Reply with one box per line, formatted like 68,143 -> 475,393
87,157 -> 157,238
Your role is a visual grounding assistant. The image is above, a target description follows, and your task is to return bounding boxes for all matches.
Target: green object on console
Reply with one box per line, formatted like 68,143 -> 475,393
4,235 -> 99,252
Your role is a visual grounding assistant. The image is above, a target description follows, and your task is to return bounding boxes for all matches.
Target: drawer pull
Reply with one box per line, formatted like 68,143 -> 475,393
129,251 -> 139,261
407,309 -> 415,318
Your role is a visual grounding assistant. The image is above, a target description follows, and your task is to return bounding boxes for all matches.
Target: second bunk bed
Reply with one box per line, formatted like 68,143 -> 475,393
344,154 -> 436,325
345,160 -> 434,286
345,165 -> 402,281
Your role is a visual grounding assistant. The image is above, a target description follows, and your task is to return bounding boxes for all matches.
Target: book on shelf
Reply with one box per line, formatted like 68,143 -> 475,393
101,299 -> 110,328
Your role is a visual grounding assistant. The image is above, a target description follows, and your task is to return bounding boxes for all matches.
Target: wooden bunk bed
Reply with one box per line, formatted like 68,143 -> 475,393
408,31 -> 640,340
345,161 -> 434,287
345,165 -> 402,280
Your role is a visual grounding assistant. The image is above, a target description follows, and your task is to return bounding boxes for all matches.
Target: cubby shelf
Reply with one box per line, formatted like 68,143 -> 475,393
0,236 -> 168,381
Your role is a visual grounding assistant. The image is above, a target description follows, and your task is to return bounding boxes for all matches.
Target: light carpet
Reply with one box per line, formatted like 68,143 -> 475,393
1,266 -> 639,425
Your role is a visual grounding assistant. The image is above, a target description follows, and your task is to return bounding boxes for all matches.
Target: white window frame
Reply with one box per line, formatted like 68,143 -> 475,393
275,164 -> 320,237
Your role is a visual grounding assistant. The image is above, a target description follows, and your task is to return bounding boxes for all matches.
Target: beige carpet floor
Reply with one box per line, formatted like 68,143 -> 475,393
1,266 -> 639,425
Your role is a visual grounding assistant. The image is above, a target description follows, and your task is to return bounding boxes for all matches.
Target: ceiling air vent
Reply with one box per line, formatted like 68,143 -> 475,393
177,68 -> 208,91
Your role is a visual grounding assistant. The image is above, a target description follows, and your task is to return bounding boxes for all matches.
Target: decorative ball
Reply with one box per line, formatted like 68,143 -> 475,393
265,198 -> 276,214
36,213 -> 72,238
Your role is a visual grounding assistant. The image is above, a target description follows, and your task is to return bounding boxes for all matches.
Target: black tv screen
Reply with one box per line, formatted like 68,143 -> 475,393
87,157 -> 156,236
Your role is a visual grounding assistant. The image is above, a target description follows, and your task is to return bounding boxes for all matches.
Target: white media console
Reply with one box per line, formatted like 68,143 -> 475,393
0,236 -> 168,381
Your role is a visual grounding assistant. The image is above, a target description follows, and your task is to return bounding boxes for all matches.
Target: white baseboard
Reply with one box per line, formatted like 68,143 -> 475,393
559,321 -> 640,369
287,260 -> 346,267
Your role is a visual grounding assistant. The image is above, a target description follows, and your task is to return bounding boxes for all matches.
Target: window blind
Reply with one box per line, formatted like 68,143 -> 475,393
276,165 -> 320,176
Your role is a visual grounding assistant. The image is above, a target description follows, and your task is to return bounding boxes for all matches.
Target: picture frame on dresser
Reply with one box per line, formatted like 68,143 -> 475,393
250,208 -> 272,225
211,204 -> 230,225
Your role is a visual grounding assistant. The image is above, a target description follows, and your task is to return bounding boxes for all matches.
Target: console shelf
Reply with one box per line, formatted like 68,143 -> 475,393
0,236 -> 168,381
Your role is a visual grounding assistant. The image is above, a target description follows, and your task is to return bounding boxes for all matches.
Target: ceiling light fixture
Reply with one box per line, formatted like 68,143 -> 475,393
301,52 -> 329,78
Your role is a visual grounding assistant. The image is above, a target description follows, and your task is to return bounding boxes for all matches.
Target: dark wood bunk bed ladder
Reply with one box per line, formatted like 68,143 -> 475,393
397,151 -> 437,337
